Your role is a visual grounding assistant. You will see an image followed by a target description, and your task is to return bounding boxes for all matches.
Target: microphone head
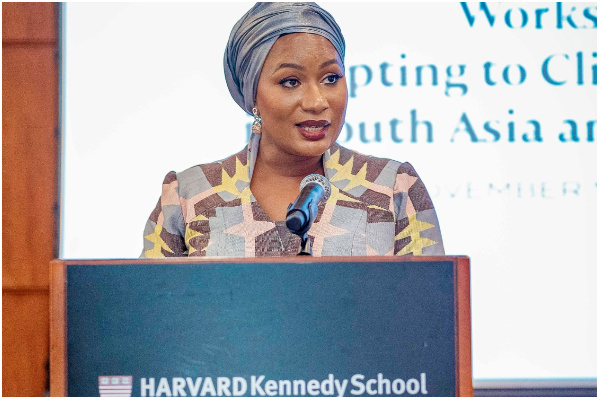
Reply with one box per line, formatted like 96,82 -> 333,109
285,210 -> 307,233
300,174 -> 331,203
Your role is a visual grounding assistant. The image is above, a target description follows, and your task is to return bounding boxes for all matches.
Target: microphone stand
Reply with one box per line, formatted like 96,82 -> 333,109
286,202 -> 315,256
297,233 -> 313,256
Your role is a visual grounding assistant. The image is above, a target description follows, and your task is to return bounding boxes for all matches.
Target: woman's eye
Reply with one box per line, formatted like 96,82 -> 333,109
323,74 -> 341,84
280,78 -> 299,88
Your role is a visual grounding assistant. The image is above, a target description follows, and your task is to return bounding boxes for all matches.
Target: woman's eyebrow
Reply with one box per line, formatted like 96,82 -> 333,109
273,63 -> 304,73
320,59 -> 338,68
272,59 -> 339,74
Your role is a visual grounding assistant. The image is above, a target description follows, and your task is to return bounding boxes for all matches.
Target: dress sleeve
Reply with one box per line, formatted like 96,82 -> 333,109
140,171 -> 188,258
392,162 -> 445,256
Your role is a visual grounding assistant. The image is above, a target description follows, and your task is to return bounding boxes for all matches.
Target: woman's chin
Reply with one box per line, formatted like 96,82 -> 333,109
293,139 -> 335,158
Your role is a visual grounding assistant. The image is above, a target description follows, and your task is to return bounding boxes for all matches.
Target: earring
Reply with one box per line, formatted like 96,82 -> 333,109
252,107 -> 262,134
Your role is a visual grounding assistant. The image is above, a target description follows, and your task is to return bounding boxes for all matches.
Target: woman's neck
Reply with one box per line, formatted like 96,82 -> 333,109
249,143 -> 326,221
252,143 -> 325,181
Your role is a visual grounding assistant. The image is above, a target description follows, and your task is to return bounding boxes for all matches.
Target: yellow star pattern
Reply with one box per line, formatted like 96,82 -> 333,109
345,163 -> 371,191
238,186 -> 253,204
144,224 -> 173,258
324,147 -> 342,169
326,184 -> 361,205
329,155 -> 354,182
327,151 -> 372,192
213,157 -> 250,198
185,214 -> 208,253
395,214 -> 437,255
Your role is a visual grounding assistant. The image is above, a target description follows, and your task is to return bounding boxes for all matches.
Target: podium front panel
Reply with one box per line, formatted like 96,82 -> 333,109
56,257 -> 468,396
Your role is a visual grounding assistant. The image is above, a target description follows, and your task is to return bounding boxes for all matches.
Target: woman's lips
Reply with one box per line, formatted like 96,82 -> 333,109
296,120 -> 330,141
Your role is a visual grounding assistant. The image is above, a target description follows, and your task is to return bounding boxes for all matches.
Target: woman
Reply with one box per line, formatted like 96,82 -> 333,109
141,2 -> 444,258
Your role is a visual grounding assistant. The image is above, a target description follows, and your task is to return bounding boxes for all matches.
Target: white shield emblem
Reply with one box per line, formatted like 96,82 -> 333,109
98,375 -> 133,397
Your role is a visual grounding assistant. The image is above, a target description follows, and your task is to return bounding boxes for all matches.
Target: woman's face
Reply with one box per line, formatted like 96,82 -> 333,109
254,33 -> 348,160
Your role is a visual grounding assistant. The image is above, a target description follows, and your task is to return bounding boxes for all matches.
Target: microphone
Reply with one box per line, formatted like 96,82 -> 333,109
286,174 -> 331,235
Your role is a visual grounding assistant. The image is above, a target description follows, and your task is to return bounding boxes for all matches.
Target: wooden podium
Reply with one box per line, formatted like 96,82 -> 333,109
50,256 -> 472,397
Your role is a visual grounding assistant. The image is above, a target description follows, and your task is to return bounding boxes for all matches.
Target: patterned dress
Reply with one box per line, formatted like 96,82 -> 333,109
141,134 -> 444,258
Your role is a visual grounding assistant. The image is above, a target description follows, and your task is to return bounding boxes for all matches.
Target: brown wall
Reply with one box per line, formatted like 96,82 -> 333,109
2,2 -> 59,396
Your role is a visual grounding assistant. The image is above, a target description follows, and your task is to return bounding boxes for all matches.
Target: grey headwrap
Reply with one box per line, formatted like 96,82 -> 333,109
224,2 -> 346,115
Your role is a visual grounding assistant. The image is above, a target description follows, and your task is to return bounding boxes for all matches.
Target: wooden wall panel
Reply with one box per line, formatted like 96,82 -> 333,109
2,292 -> 50,397
2,2 -> 57,41
2,2 -> 59,397
2,47 -> 58,289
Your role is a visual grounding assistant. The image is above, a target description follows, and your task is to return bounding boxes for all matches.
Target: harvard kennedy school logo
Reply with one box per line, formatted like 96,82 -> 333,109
98,376 -> 133,397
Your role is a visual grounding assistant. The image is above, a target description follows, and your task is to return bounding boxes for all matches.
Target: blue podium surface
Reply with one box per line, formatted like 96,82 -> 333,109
50,256 -> 471,397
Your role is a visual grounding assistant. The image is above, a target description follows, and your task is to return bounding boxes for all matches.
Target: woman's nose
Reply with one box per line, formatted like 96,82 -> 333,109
301,84 -> 329,113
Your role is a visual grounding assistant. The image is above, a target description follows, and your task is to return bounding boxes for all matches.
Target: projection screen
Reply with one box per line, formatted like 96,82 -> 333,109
61,2 -> 596,387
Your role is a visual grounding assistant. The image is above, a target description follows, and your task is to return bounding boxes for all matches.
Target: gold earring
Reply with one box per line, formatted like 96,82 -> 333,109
252,107 -> 262,134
